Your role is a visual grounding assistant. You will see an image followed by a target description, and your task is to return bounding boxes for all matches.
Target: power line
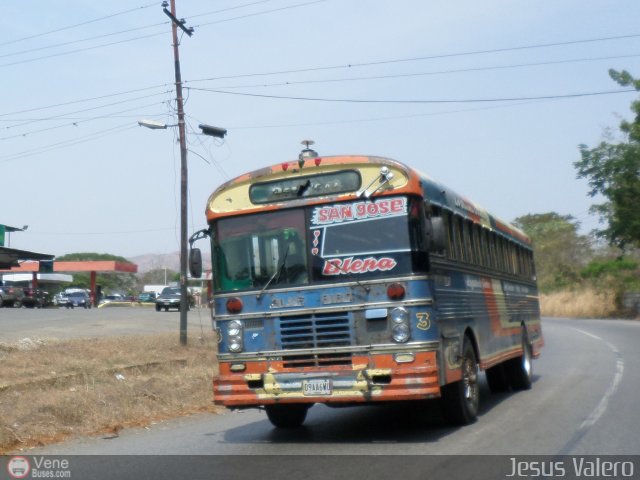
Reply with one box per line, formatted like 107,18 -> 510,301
189,0 -> 277,19
0,84 -> 170,117
0,1 -> 327,69
0,1 -> 279,61
185,116 -> 230,180
0,123 -> 136,163
0,112 -> 168,123
5,49 -> 634,120
187,32 -> 640,84
227,99 -> 553,130
0,30 -> 168,68
193,0 -> 327,28
0,22 -> 168,60
0,2 -> 158,47
0,99 -> 169,141
204,52 -> 640,90
188,86 -> 637,105
1,90 -> 172,134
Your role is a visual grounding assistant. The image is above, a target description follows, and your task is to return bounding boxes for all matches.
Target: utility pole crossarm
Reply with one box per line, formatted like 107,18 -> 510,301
162,3 -> 194,37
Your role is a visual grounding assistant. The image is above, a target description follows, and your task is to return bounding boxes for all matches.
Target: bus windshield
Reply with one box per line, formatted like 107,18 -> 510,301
213,196 -> 426,292
214,209 -> 308,292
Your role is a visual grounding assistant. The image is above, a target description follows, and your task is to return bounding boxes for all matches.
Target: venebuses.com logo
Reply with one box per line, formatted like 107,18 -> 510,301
6,456 -> 72,479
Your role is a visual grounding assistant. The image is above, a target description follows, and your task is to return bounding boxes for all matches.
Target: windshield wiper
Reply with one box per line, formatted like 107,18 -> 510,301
356,166 -> 394,199
256,244 -> 291,300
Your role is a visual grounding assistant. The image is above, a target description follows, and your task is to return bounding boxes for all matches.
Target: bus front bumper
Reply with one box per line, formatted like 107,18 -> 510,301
213,351 -> 440,407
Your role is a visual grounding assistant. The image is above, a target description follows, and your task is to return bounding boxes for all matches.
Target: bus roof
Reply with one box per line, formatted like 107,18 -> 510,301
206,155 -> 531,247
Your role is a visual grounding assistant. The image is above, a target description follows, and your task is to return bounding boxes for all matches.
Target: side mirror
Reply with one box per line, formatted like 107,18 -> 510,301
426,216 -> 446,252
189,248 -> 203,278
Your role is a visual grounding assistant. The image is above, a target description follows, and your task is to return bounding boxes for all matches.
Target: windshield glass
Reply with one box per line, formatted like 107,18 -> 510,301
212,196 -> 425,292
161,287 -> 180,296
213,209 -> 308,292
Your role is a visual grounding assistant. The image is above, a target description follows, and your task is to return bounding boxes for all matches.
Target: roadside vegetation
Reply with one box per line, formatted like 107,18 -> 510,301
514,213 -> 640,318
0,333 -> 219,454
517,69 -> 640,319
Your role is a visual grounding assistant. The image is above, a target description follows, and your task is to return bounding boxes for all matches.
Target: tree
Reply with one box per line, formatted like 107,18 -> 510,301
513,213 -> 591,291
575,69 -> 640,249
55,252 -> 137,294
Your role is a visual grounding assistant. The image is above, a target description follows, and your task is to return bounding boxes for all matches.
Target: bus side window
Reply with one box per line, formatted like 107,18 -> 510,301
496,236 -> 505,273
452,215 -> 463,261
488,231 -> 497,270
443,211 -> 454,259
460,218 -> 471,263
479,227 -> 489,268
510,243 -> 518,275
471,223 -> 482,266
468,222 -> 477,265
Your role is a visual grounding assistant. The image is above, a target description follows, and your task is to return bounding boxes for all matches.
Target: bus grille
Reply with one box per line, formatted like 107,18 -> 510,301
279,312 -> 353,367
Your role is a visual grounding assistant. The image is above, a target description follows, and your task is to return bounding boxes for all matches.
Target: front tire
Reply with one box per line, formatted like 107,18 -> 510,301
265,404 -> 310,428
441,337 -> 479,426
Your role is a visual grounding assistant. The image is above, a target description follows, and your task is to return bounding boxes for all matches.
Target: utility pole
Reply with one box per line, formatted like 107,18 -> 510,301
164,0 -> 193,346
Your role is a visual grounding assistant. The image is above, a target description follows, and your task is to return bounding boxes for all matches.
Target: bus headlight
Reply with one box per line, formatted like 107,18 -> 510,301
390,308 -> 410,343
227,320 -> 243,352
390,307 -> 409,324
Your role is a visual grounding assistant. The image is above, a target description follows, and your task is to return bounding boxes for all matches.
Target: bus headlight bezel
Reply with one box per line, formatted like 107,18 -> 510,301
227,320 -> 244,353
390,307 -> 409,324
390,307 -> 410,343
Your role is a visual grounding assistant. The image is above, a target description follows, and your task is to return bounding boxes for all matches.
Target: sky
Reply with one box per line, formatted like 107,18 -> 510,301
2,0 -> 640,259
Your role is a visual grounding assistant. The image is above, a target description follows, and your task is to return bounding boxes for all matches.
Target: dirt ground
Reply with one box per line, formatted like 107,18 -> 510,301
0,332 -> 221,454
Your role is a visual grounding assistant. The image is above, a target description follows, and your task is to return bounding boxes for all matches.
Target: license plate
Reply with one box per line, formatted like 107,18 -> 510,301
302,378 -> 332,396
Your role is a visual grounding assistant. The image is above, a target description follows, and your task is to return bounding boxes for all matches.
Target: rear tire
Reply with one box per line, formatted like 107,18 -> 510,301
265,404 -> 310,428
441,337 -> 479,426
505,329 -> 533,391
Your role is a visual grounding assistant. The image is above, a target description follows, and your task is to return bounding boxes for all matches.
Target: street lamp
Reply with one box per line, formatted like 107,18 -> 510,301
138,119 -> 172,130
139,119 -> 226,345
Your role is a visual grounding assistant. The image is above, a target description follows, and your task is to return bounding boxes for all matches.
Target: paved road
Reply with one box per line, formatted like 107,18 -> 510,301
29,317 -> 639,458
0,305 -> 213,342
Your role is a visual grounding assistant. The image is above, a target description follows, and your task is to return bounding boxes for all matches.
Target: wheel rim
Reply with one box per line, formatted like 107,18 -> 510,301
463,354 -> 478,404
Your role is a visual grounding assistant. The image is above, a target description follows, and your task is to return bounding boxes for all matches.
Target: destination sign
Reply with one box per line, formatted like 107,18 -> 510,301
311,197 -> 407,226
249,170 -> 361,204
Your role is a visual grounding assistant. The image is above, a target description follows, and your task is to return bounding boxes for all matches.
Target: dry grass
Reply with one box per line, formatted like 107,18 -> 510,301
0,333 -> 220,454
540,287 -> 618,318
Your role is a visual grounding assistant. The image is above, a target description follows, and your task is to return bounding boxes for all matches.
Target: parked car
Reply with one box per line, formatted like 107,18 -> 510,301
22,288 -> 49,308
155,287 -> 195,312
0,285 -> 24,307
53,292 -> 68,306
66,291 -> 91,309
138,292 -> 157,303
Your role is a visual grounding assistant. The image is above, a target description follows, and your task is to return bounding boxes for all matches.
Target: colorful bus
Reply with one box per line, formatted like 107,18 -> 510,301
189,147 -> 543,428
